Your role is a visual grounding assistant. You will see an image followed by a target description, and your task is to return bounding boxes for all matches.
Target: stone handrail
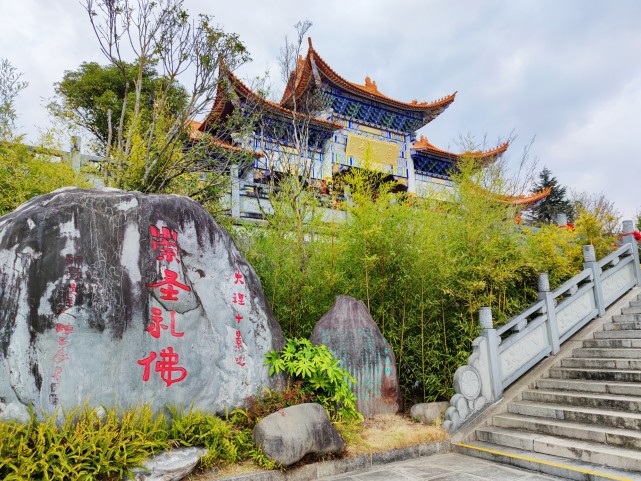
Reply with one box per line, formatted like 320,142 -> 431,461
443,220 -> 641,432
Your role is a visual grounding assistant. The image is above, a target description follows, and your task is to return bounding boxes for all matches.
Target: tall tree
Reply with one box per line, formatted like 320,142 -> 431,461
67,0 -> 254,209
50,62 -> 188,155
531,167 -> 574,224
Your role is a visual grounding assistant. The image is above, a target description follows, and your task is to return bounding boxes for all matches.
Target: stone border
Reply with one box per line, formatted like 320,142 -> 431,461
211,440 -> 450,481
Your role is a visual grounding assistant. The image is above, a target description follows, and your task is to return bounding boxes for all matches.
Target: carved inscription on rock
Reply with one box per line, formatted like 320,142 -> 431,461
0,188 -> 284,417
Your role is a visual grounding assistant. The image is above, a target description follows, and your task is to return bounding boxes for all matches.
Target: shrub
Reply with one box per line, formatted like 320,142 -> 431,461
231,381 -> 316,430
167,405 -> 241,468
0,404 -> 169,480
0,401 -> 282,479
264,338 -> 361,422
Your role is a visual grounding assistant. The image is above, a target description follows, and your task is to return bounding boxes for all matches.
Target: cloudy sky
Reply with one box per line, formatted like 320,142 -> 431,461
2,0 -> 640,220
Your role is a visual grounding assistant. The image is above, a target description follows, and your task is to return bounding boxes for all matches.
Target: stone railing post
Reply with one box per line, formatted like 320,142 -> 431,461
70,136 -> 82,173
479,307 -> 503,402
622,219 -> 641,286
556,213 -> 568,227
230,164 -> 241,219
538,273 -> 560,355
583,245 -> 605,317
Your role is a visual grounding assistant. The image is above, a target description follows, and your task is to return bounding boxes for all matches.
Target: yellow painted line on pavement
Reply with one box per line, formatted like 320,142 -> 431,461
457,442 -> 633,481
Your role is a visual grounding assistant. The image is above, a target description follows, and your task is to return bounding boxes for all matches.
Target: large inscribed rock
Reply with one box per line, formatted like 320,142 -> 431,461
310,295 -> 400,416
0,188 -> 284,417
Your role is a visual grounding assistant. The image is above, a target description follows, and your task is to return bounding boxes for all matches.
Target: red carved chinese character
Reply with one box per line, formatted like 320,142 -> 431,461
56,323 -> 74,335
53,348 -> 69,363
147,308 -> 184,338
235,314 -> 243,324
147,307 -> 168,338
146,269 -> 191,301
137,351 -> 158,382
232,293 -> 245,305
234,269 -> 244,285
235,330 -> 243,350
58,337 -> 69,347
150,225 -> 180,263
235,355 -> 246,367
67,266 -> 83,280
52,366 -> 63,382
155,347 -> 187,387
66,254 -> 82,265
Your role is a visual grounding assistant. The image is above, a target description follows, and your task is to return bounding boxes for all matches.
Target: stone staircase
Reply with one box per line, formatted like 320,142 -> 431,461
458,293 -> 641,481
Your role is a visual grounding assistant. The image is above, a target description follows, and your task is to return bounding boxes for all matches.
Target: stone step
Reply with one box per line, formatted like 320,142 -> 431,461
572,347 -> 641,358
562,357 -> 641,370
535,378 -> 641,396
622,306 -> 641,315
629,300 -> 641,308
582,338 -> 641,348
612,313 -> 641,323
522,389 -> 641,412
472,427 -> 641,472
457,440 -> 641,481
604,321 -> 641,331
593,330 -> 641,339
492,413 -> 641,449
549,366 -> 641,382
508,401 -> 641,430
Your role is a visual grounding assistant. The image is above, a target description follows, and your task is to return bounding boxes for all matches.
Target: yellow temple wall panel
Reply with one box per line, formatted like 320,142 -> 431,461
345,133 -> 399,167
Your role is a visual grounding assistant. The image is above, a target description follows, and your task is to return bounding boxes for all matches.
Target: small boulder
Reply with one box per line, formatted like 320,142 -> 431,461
410,401 -> 449,425
311,296 -> 401,416
128,446 -> 207,481
253,403 -> 344,466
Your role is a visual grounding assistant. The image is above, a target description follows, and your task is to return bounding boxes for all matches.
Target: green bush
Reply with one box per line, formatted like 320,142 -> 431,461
239,160 -> 615,405
0,142 -> 88,216
0,402 -> 282,479
0,404 -> 169,480
264,338 -> 361,422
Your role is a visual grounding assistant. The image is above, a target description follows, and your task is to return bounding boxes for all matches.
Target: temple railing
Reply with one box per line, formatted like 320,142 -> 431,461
227,165 -> 348,223
443,220 -> 641,433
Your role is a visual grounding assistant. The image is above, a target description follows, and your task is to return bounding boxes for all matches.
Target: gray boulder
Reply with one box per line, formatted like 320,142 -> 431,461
128,446 -> 207,481
0,188 -> 284,416
253,403 -> 344,466
410,401 -> 449,425
311,295 -> 401,417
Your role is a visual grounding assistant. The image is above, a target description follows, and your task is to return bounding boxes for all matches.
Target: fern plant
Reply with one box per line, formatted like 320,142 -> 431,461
264,338 -> 362,422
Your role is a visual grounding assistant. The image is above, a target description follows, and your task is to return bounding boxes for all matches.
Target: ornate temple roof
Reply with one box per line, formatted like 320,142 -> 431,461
497,187 -> 552,206
281,38 -> 456,118
467,180 -> 552,207
412,135 -> 510,163
188,120 -> 261,157
199,65 -> 343,135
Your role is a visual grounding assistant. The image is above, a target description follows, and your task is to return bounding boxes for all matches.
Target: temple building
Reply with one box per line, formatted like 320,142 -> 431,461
194,38 -> 547,209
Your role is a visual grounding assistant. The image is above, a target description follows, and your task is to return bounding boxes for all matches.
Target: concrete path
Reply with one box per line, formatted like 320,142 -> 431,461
318,453 -> 569,481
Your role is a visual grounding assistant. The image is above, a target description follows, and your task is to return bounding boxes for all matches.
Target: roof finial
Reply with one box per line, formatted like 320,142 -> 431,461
308,37 -> 313,48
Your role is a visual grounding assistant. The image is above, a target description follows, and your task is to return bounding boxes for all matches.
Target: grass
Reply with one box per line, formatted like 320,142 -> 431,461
180,413 -> 449,480
342,414 -> 448,456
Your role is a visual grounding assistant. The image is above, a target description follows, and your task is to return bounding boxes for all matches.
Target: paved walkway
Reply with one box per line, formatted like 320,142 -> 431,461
318,453 -> 569,481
